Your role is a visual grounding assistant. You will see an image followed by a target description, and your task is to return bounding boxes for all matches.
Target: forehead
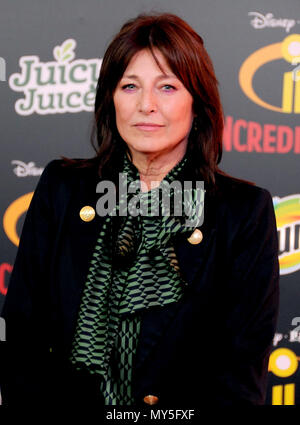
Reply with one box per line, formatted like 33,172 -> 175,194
122,48 -> 173,76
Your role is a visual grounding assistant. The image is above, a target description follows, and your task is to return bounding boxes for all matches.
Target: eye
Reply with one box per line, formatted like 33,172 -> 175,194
121,83 -> 136,91
162,84 -> 176,91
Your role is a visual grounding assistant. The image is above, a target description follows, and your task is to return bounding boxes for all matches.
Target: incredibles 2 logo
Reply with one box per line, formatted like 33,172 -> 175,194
274,194 -> 300,275
239,34 -> 300,113
0,263 -> 12,295
269,347 -> 300,405
0,193 -> 32,295
1,192 -> 32,296
3,192 -> 33,246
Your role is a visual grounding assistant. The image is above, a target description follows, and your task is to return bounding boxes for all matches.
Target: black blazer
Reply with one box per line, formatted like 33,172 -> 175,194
0,159 -> 279,408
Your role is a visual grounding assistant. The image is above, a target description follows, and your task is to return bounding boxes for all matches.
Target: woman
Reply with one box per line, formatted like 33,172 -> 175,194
1,13 -> 279,408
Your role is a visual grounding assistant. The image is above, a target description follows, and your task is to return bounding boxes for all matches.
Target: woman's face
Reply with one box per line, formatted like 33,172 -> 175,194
113,48 -> 195,157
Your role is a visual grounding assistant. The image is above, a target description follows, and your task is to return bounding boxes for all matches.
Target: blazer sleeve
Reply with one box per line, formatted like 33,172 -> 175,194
214,187 -> 280,405
0,161 -> 58,406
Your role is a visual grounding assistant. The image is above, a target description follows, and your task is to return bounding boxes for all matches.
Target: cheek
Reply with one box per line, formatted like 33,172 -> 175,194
115,96 -> 134,124
165,99 -> 193,127
169,94 -> 192,115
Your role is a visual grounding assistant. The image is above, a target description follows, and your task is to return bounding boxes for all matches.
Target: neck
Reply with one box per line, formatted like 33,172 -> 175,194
127,141 -> 188,192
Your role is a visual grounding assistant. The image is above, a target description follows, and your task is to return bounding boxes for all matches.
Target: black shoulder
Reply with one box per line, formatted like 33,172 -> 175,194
38,158 -> 99,187
31,159 -> 100,216
214,171 -> 272,202
212,171 -> 275,230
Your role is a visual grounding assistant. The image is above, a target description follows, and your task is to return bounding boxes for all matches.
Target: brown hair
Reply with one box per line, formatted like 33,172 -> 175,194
64,12 -> 254,189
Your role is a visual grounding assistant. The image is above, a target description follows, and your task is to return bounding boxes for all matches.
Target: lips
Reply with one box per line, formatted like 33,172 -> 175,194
134,123 -> 164,131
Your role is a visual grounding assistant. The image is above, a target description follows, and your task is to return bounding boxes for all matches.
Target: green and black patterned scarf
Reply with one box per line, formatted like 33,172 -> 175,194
69,150 -> 204,404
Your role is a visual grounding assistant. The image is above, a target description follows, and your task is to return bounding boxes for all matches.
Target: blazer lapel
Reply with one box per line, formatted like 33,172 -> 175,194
173,226 -> 217,290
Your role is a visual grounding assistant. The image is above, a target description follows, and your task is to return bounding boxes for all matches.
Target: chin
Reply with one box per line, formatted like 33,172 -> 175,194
130,142 -> 167,153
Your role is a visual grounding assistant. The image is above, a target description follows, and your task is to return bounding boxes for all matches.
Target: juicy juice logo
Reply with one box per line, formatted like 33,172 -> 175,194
8,39 -> 102,115
274,194 -> 300,275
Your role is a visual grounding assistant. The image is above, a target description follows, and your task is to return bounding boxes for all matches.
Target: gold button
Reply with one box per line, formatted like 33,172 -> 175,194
79,206 -> 95,222
143,395 -> 159,405
187,229 -> 203,245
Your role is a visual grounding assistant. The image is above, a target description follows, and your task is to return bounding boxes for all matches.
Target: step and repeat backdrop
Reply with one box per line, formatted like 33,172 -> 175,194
0,0 -> 299,405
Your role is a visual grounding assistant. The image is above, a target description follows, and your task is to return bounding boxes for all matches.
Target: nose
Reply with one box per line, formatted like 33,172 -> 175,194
138,88 -> 157,113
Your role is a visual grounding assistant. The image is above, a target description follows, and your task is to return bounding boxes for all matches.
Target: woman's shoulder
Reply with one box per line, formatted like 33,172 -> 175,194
32,158 -> 101,212
38,158 -> 100,189
213,170 -> 275,220
214,170 -> 272,200
42,158 -> 99,178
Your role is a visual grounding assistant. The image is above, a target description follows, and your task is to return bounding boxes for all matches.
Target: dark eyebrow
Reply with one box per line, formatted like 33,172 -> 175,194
122,74 -> 177,80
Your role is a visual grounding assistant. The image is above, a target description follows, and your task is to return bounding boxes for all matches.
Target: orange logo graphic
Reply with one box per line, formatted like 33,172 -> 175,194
3,192 -> 33,246
239,34 -> 300,113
